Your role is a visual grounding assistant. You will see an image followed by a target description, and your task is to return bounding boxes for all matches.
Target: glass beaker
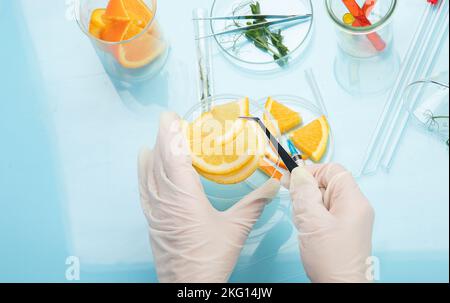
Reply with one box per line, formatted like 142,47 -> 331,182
326,0 -> 397,58
75,0 -> 169,83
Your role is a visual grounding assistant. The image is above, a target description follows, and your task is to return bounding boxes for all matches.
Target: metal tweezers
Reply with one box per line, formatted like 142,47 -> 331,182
240,117 -> 302,173
195,14 -> 312,40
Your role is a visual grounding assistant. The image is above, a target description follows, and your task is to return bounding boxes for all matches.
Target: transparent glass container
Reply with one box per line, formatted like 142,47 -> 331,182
75,0 -> 169,83
326,0 -> 397,58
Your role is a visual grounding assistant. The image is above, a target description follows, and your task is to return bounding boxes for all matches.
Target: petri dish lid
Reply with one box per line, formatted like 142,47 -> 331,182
210,0 -> 314,72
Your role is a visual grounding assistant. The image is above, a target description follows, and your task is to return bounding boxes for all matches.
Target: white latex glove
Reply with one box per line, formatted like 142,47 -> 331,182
138,112 -> 280,283
290,164 -> 375,283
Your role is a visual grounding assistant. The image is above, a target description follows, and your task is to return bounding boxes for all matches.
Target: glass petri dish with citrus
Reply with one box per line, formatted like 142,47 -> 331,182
76,0 -> 169,83
182,95 -> 333,209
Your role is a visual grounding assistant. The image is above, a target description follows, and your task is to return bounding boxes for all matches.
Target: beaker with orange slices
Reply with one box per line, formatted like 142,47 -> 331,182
76,0 -> 169,82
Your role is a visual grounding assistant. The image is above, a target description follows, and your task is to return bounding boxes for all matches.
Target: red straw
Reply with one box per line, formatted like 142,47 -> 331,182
342,0 -> 386,51
362,0 -> 377,16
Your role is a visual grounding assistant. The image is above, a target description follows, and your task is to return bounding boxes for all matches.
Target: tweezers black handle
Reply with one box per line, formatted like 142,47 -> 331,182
256,120 -> 299,173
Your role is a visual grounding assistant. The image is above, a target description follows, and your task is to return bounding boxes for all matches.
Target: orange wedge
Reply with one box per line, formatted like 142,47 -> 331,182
264,97 -> 302,134
103,0 -> 130,22
259,158 -> 283,181
290,116 -> 330,162
122,0 -> 154,28
122,22 -> 144,40
101,18 -> 130,42
89,9 -> 107,39
265,148 -> 288,170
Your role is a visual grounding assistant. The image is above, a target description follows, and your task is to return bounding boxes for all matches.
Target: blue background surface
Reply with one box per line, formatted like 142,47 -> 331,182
0,0 -> 448,282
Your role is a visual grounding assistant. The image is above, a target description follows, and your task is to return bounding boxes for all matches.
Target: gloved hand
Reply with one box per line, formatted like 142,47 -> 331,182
138,112 -> 280,283
290,164 -> 375,283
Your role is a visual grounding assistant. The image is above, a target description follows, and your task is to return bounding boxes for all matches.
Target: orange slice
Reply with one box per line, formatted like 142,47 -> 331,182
264,148 -> 288,170
101,18 -> 130,42
264,97 -> 302,134
259,158 -> 283,181
89,9 -> 107,39
117,32 -> 166,68
189,127 -> 258,175
103,0 -> 130,22
122,22 -> 144,40
198,154 -> 262,185
122,0 -> 154,28
290,116 -> 330,162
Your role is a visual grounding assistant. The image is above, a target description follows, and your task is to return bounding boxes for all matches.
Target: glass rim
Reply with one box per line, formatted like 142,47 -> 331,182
325,0 -> 397,34
74,0 -> 158,45
210,0 -> 314,66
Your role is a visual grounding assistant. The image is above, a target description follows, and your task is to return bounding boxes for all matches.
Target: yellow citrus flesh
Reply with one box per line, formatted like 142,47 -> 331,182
290,116 -> 330,162
190,98 -> 250,146
198,153 -> 262,185
184,99 -> 265,183
264,97 -> 302,134
89,9 -> 107,38
188,121 -> 264,175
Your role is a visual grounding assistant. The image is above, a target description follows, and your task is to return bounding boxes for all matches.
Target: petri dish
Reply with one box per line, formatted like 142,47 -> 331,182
182,94 -> 283,210
248,95 -> 335,199
183,94 -> 334,209
210,0 -> 313,72
182,95 -> 334,257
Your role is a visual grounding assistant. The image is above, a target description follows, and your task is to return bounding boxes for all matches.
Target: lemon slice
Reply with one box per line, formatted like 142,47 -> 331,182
198,153 -> 262,185
183,98 -> 267,183
188,122 -> 265,175
190,98 -> 250,146
290,116 -> 330,162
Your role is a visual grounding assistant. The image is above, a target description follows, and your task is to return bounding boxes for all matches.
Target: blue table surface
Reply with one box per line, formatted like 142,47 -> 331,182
0,0 -> 448,282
